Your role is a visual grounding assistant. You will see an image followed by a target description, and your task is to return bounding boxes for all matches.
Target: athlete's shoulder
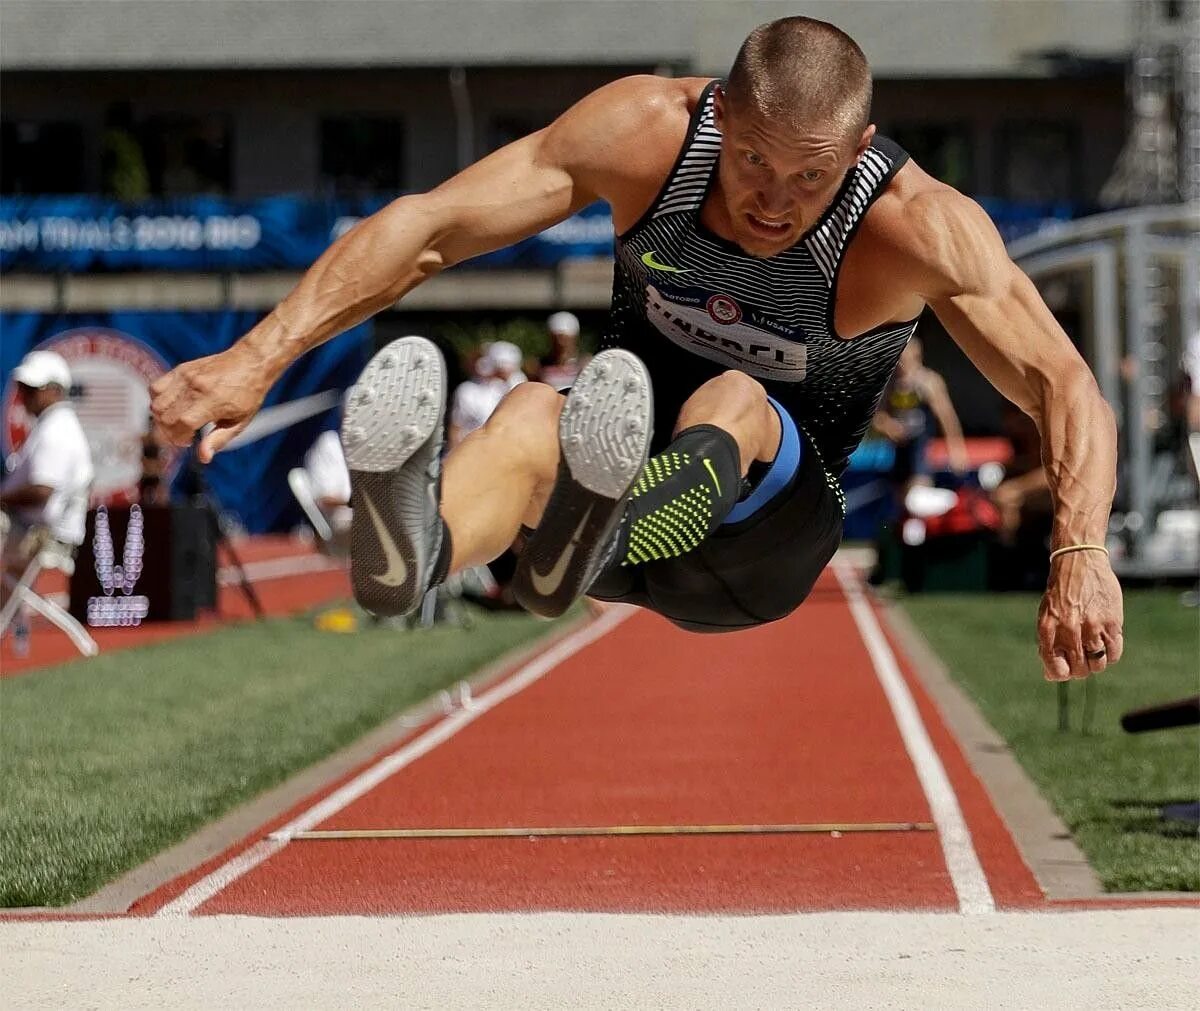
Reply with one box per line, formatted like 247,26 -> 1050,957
863,158 -> 1009,299
569,75 -> 707,122
544,75 -> 710,219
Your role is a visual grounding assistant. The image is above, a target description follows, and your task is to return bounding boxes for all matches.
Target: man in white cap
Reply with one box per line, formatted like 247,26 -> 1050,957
539,311 -> 586,391
486,340 -> 527,392
449,341 -> 527,447
1,350 -> 94,584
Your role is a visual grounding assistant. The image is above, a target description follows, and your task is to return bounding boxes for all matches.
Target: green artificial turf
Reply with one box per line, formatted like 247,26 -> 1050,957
0,606 -> 564,906
902,589 -> 1199,892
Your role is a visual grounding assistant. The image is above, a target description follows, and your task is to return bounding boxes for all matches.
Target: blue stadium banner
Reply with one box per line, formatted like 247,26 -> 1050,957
0,196 -> 617,273
0,195 -> 1084,273
1,311 -> 370,533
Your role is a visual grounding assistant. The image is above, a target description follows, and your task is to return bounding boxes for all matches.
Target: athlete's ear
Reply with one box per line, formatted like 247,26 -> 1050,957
713,84 -> 727,130
855,124 -> 877,161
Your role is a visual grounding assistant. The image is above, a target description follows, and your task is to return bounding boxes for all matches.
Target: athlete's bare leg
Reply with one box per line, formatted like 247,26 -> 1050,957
673,369 -> 783,469
440,368 -> 782,580
439,382 -> 564,574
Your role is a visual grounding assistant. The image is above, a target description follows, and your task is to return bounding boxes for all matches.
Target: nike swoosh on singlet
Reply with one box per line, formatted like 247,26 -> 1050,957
362,492 -> 408,587
530,505 -> 594,596
640,250 -> 689,274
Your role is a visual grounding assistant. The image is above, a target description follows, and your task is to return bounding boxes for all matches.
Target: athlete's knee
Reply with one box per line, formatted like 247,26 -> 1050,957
680,370 -> 776,466
480,382 -> 562,474
715,368 -> 769,403
686,370 -> 770,422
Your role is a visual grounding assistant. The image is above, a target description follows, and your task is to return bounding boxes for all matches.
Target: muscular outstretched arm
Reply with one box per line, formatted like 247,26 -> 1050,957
904,189 -> 1122,682
151,77 -> 672,460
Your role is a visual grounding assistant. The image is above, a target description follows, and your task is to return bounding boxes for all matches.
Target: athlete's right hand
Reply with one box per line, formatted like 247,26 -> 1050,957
150,345 -> 269,463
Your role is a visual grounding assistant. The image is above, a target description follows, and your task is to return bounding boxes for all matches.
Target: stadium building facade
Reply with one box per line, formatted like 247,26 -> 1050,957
3,0 -> 1131,315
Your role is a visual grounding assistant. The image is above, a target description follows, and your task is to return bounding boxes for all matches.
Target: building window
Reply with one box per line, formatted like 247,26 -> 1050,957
1,120 -> 86,195
142,115 -> 233,196
888,124 -> 974,192
996,122 -> 1080,202
320,118 -> 405,196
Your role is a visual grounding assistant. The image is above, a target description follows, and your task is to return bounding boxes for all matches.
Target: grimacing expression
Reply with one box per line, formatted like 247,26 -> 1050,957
713,88 -> 873,258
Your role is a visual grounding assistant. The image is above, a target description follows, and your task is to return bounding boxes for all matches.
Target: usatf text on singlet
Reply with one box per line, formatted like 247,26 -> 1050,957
604,81 -> 919,503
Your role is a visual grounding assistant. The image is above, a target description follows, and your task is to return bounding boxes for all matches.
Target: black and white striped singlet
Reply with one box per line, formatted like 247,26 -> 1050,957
603,81 -> 920,504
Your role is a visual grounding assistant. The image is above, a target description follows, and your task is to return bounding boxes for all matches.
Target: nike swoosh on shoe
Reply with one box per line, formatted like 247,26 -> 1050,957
530,505 -> 593,596
361,491 -> 408,587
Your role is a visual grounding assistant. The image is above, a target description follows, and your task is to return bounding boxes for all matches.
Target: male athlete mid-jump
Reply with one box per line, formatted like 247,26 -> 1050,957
151,17 -> 1123,682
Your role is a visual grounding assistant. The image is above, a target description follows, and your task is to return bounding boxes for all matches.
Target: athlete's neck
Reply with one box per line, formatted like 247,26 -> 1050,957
698,178 -> 740,249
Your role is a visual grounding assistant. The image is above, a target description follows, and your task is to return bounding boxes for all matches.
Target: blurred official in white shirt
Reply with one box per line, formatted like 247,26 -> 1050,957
1,350 -> 95,576
449,341 -> 527,447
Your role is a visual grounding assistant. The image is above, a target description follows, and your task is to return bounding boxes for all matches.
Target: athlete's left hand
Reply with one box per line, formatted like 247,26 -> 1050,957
1037,552 -> 1124,682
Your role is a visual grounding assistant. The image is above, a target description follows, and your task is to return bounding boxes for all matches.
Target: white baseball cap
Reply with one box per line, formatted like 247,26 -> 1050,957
484,341 -> 523,371
13,350 -> 72,390
547,311 -> 580,337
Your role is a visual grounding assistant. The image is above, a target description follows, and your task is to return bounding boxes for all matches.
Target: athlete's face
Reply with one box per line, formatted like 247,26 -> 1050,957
712,88 -> 874,258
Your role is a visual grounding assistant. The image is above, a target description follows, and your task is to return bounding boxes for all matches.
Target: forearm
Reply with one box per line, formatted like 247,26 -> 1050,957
242,196 -> 446,383
1033,367 -> 1117,547
934,403 -> 965,448
0,484 -> 53,509
1000,468 -> 1050,496
871,411 -> 903,440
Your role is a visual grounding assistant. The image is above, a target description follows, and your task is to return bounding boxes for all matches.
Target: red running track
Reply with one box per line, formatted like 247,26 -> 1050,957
137,570 -> 1045,916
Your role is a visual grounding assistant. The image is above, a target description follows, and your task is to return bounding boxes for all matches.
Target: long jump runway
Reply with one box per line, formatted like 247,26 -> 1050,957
133,567 -> 1047,917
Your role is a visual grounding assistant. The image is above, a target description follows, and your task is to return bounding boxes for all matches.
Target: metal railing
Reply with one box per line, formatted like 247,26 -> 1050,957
1010,204 -> 1200,576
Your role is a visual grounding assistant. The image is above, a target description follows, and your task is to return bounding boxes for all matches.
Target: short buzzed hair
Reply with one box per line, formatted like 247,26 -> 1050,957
726,17 -> 872,143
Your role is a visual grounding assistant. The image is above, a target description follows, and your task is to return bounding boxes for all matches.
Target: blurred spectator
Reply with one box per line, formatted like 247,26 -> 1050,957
303,427 -> 353,544
1,351 -> 94,594
100,102 -> 149,201
538,311 -> 589,390
139,412 -> 170,505
449,341 -> 526,447
1184,327 -> 1200,434
985,399 -> 1053,591
873,336 -> 968,497
448,341 -> 527,608
993,400 -> 1052,545
488,340 -> 527,391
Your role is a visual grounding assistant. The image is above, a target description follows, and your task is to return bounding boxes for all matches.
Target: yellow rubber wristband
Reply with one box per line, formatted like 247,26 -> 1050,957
1049,544 -> 1110,562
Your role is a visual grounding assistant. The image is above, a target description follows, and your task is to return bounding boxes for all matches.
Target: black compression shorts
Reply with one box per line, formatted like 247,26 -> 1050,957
586,399 -> 844,633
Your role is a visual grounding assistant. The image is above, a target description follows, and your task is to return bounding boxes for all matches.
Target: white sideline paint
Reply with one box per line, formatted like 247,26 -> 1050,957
156,606 -> 635,917
833,564 -> 995,914
216,552 -> 342,587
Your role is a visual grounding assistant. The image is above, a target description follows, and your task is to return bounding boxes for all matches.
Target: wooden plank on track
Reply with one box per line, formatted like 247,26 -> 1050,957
285,822 -> 936,841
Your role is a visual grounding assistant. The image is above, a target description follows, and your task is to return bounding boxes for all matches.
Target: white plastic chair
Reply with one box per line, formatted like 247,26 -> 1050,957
0,535 -> 98,658
288,467 -> 334,544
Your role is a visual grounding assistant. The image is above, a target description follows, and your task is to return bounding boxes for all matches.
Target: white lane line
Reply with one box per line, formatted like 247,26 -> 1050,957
833,564 -> 996,915
155,605 -> 635,917
216,552 -> 343,586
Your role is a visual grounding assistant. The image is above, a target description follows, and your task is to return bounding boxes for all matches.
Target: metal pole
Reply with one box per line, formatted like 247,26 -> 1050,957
1124,222 -> 1151,559
1093,246 -> 1122,421
1181,1 -> 1200,203
449,66 -> 474,172
1181,241 -> 1200,368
